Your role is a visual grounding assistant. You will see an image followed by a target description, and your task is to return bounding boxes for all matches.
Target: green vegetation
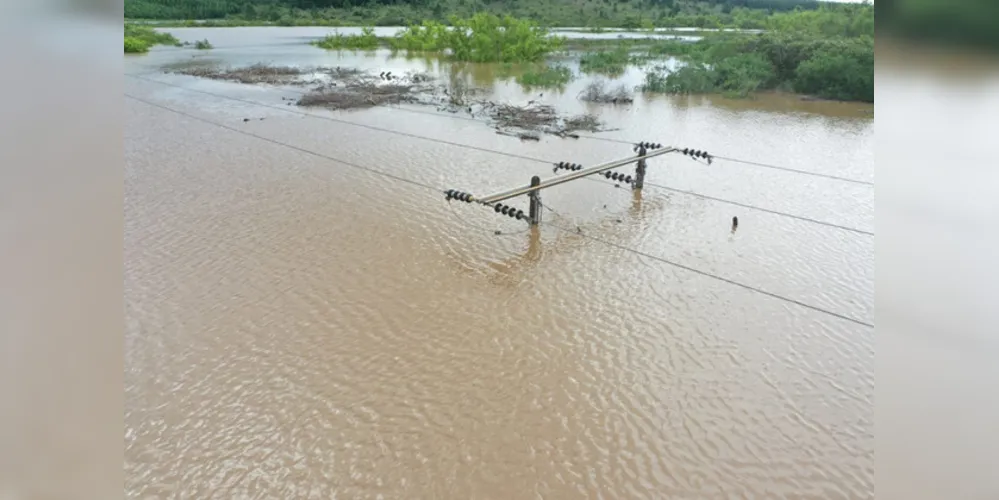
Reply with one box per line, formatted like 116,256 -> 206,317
125,0 -> 824,29
312,27 -> 379,49
389,20 -> 448,51
124,23 -> 180,46
124,37 -> 150,53
123,23 -> 180,53
642,4 -> 873,101
194,38 -> 214,49
516,64 -> 573,88
389,14 -> 562,62
579,47 -> 633,76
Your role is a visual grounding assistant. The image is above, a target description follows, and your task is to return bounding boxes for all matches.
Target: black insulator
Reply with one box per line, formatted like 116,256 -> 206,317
558,161 -> 566,168
494,204 -> 502,212
502,206 -> 511,215
682,148 -> 689,155
516,210 -> 524,220
625,176 -> 632,183
507,210 -> 517,219
459,193 -> 468,202
445,189 -> 453,199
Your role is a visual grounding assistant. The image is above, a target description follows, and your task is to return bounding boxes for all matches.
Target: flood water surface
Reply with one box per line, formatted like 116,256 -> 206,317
125,27 -> 874,498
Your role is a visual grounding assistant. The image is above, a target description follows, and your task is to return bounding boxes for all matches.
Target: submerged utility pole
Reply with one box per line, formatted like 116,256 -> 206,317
528,175 -> 542,226
634,144 -> 647,190
444,142 -> 713,228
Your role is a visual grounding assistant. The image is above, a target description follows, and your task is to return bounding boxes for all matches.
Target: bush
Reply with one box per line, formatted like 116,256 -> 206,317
389,14 -> 562,63
390,20 -> 449,51
312,27 -> 380,50
713,53 -> 776,96
124,37 -> 150,53
124,23 -> 179,47
517,64 -> 573,88
794,44 -> 873,101
643,63 -> 717,94
579,47 -> 631,75
194,39 -> 213,49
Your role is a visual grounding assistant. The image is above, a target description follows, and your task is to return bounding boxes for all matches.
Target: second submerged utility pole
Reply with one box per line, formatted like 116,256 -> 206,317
528,175 -> 542,226
634,144 -> 647,190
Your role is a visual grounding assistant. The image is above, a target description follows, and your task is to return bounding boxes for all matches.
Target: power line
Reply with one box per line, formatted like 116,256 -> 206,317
577,134 -> 875,186
126,73 -> 548,164
545,220 -> 874,328
637,181 -> 874,236
712,155 -> 874,186
128,72 -> 874,187
125,74 -> 873,236
126,92 -> 873,329
125,93 -> 442,193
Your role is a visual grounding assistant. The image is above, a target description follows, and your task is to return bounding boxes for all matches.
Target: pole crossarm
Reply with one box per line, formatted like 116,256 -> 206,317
474,146 -> 677,205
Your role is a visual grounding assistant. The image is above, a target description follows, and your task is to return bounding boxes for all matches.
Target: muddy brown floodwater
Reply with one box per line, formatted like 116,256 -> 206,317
125,27 -> 874,498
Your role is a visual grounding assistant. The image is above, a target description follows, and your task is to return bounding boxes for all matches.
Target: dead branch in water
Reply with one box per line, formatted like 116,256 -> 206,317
298,82 -> 419,110
579,80 -> 634,104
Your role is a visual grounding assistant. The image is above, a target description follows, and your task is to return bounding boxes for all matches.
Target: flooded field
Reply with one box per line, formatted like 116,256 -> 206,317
125,27 -> 874,498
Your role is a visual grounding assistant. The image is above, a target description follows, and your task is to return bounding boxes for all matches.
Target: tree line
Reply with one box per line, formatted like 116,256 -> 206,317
124,0 -> 825,23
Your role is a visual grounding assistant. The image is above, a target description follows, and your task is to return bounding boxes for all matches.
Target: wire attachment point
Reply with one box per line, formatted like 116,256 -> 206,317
633,141 -> 663,152
553,161 -> 584,173
445,189 -> 475,203
680,148 -> 713,164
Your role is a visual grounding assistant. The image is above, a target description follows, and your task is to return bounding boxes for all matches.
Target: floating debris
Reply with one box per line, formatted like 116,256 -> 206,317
174,64 -> 307,85
172,63 -> 607,136
579,80 -> 634,104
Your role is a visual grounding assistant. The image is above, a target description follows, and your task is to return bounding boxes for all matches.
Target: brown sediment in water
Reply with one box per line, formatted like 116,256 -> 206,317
172,63 -> 604,136
173,63 -> 309,85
